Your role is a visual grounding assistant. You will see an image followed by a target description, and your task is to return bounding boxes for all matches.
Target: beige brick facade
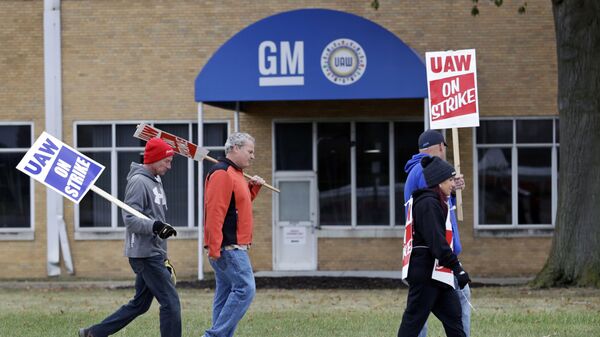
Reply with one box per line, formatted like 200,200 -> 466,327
1,0 -> 556,279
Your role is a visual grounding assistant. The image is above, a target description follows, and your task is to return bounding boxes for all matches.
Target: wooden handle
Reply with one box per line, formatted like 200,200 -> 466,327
451,128 -> 464,221
204,155 -> 280,193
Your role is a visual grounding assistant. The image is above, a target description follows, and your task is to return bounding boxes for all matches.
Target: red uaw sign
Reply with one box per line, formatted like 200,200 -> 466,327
426,49 -> 479,129
401,198 -> 414,280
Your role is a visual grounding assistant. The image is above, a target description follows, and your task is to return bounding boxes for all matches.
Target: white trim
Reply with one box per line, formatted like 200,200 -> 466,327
318,227 -> 403,238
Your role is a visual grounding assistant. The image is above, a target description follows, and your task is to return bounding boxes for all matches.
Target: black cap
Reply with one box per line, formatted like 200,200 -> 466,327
418,129 -> 447,149
421,156 -> 456,187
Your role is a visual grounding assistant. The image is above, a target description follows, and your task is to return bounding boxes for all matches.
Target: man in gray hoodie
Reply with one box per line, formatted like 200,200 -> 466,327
79,137 -> 181,337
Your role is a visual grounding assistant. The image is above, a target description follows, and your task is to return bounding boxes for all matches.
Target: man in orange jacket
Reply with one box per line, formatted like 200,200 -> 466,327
202,132 -> 264,337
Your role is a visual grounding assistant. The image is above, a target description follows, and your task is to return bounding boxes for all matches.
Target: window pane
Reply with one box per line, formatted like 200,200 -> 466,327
555,119 -> 560,143
117,151 -> 144,227
160,154 -> 189,228
79,152 -> 111,228
518,148 -> 552,224
116,124 -> 144,147
0,125 -> 31,148
77,125 -> 111,147
278,181 -> 310,222
204,124 -> 228,147
0,153 -> 31,228
394,122 -> 423,226
155,123 -> 189,140
477,120 -> 512,144
275,123 -> 312,171
356,122 -> 389,226
517,120 -> 553,143
317,123 -> 351,226
478,148 -> 512,224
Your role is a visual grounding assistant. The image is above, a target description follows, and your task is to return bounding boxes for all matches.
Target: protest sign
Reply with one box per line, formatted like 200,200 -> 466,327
16,131 -> 104,204
426,49 -> 479,129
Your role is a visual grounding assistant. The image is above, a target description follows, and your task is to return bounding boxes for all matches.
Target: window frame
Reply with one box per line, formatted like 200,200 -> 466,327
473,116 -> 559,236
273,118 -> 422,238
0,121 -> 35,240
73,120 -> 229,240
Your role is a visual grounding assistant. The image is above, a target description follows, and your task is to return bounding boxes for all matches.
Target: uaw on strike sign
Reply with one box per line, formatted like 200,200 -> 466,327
426,49 -> 479,129
16,132 -> 104,203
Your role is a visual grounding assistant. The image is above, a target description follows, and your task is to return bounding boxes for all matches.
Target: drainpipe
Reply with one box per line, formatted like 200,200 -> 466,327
44,0 -> 73,276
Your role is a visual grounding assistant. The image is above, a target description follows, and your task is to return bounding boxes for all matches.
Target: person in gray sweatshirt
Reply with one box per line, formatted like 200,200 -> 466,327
79,137 -> 181,337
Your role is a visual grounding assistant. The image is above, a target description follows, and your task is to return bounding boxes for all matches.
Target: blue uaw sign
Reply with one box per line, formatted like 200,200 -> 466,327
16,131 -> 105,204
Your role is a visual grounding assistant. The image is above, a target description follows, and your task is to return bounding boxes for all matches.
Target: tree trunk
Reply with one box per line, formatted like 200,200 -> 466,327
533,0 -> 600,287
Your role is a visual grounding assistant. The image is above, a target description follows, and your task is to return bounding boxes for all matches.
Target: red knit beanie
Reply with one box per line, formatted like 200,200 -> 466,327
144,138 -> 174,164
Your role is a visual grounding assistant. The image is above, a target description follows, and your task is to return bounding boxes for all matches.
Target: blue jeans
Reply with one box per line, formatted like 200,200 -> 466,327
417,280 -> 471,337
205,249 -> 256,337
88,255 -> 181,337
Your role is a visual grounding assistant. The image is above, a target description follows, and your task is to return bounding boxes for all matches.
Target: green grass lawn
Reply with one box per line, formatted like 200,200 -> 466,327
0,286 -> 598,337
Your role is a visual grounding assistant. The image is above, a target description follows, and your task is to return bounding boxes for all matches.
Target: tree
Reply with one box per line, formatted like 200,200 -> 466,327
370,0 -> 600,287
532,0 -> 600,288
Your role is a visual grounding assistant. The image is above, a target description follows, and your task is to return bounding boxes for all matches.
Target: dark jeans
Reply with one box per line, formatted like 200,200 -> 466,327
398,279 -> 465,337
88,255 -> 181,337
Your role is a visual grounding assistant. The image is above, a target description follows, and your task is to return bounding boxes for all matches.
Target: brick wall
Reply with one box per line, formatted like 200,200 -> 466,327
0,0 -> 556,279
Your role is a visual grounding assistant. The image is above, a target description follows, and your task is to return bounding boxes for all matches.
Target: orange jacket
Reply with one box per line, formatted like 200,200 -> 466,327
204,159 -> 261,258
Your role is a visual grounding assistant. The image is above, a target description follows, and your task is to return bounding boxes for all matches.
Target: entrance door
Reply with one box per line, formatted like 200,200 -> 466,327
274,175 -> 317,270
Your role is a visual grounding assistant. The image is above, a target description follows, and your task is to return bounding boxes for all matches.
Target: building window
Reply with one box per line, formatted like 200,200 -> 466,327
0,123 -> 34,236
474,117 -> 559,230
275,120 -> 421,230
75,121 -> 228,236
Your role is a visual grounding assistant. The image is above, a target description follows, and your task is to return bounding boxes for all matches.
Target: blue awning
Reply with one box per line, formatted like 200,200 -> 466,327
195,8 -> 427,105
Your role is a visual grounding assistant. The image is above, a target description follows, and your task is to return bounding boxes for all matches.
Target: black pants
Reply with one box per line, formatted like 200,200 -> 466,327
398,279 -> 465,337
88,255 -> 182,337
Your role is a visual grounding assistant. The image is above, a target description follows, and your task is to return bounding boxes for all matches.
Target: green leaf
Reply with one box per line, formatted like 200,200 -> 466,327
370,0 -> 379,10
518,2 -> 528,14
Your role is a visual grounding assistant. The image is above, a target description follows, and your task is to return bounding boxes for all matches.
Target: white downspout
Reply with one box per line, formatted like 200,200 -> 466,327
44,0 -> 73,276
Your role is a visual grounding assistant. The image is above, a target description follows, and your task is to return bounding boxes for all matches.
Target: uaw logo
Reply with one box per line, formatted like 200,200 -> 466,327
321,38 -> 367,85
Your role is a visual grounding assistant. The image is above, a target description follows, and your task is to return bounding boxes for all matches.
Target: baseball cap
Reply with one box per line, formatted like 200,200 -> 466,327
418,129 -> 447,149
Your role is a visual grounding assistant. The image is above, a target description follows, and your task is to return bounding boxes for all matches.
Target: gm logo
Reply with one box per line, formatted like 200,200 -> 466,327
321,38 -> 366,85
258,41 -> 304,86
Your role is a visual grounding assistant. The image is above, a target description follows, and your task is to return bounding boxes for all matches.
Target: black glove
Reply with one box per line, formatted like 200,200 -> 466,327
153,221 -> 177,239
456,270 -> 471,289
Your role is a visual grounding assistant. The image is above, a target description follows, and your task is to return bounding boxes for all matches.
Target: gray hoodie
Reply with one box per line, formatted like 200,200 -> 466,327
122,162 -> 169,258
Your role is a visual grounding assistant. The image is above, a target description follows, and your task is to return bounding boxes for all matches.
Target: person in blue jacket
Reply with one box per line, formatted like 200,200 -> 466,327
403,129 -> 471,337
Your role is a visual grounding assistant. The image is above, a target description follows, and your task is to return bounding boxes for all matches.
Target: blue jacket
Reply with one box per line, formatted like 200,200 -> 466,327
404,153 -> 462,256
